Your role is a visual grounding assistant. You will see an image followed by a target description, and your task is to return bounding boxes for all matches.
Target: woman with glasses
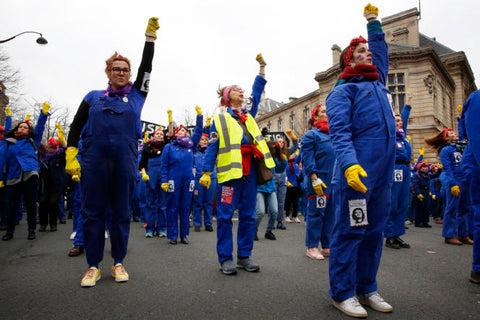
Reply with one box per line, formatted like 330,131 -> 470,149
66,17 -> 159,287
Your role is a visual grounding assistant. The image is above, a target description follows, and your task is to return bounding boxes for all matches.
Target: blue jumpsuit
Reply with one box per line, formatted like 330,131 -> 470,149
440,144 -> 471,238
203,75 -> 267,263
325,20 -> 396,302
385,105 -> 412,238
68,42 -> 154,267
0,114 -> 12,228
300,127 -> 335,249
461,90 -> 480,272
161,115 -> 203,240
193,143 -> 217,229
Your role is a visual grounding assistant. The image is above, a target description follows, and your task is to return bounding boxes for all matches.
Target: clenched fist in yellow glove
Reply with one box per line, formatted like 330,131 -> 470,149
144,131 -> 149,143
285,129 -> 297,141
72,174 -> 80,182
65,147 -> 81,178
419,147 -> 425,156
42,102 -> 50,115
364,3 -> 378,21
145,17 -> 160,39
345,164 -> 368,193
451,185 -> 460,196
167,109 -> 173,123
287,181 -> 293,188
256,53 -> 267,67
25,114 -> 31,121
206,117 -> 212,127
417,194 -> 424,201
161,182 -> 169,192
457,105 -> 463,115
195,105 -> 202,115
56,123 -> 66,146
5,107 -> 11,117
199,172 -> 212,189
312,177 -> 327,196
140,169 -> 150,181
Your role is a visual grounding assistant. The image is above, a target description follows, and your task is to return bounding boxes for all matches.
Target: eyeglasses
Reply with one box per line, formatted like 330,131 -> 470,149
111,67 -> 131,74
232,87 -> 244,93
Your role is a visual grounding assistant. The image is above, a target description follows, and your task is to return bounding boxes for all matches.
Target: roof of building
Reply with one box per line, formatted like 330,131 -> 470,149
258,98 -> 284,113
419,33 -> 456,56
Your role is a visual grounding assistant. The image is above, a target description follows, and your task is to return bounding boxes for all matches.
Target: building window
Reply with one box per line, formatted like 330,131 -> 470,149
267,121 -> 271,132
388,72 -> 405,112
290,113 -> 295,131
278,118 -> 283,131
303,107 -> 309,126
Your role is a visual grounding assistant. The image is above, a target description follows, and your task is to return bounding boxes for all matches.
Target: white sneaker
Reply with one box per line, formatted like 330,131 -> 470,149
69,231 -> 77,240
332,296 -> 368,318
105,230 -> 109,239
284,217 -> 292,223
294,217 -> 301,223
358,292 -> 393,313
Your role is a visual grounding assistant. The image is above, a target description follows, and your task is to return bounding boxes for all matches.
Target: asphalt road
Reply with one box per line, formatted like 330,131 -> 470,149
1,216 -> 479,320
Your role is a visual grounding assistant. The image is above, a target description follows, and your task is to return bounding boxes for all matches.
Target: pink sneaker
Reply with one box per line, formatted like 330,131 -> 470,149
306,247 -> 324,260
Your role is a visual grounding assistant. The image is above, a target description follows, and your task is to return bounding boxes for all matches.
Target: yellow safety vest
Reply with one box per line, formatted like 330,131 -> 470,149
214,112 -> 274,184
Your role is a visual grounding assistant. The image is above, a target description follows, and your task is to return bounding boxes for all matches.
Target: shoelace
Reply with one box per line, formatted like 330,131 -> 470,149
84,268 -> 96,279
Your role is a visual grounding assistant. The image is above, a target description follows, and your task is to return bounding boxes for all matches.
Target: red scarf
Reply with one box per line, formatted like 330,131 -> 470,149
340,64 -> 379,81
233,110 -> 248,123
288,158 -> 295,174
314,120 -> 329,133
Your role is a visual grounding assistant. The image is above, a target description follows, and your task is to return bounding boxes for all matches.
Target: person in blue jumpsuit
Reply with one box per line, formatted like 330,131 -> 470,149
66,17 -> 159,287
425,128 -> 472,245
384,95 -> 413,249
200,54 -> 271,275
325,4 -> 395,317
0,107 -> 12,230
193,119 -> 217,233
2,103 -> 50,241
412,162 -> 440,228
140,128 -> 168,238
460,90 -> 480,283
284,153 -> 301,223
160,107 -> 203,245
300,104 -> 335,260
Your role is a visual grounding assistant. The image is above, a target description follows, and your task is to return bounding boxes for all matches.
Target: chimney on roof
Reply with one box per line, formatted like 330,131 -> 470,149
331,44 -> 341,66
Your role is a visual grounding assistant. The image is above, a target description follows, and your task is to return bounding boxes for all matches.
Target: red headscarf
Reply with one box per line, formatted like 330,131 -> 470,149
442,128 -> 453,140
344,36 -> 368,68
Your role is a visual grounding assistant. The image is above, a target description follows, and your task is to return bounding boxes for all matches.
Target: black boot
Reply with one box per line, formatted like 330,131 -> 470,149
385,237 -> 400,249
394,236 -> 410,248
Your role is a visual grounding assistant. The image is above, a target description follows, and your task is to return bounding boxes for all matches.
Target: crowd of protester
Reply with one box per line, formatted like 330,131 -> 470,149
1,5 -> 480,319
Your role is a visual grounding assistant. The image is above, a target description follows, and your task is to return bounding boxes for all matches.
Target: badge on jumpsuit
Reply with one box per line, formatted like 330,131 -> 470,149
168,180 -> 175,192
349,199 -> 368,227
122,96 -> 129,103
316,195 -> 327,209
189,180 -> 195,192
394,169 -> 403,182
454,152 -> 462,163
220,186 -> 234,204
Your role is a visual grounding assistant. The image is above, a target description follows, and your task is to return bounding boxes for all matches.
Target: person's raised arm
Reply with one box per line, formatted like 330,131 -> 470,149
191,106 -> 204,146
364,4 -> 388,86
134,17 -> 159,95
249,54 -> 267,118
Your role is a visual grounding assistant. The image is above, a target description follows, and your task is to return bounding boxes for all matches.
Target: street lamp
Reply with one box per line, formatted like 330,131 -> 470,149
0,31 -> 48,44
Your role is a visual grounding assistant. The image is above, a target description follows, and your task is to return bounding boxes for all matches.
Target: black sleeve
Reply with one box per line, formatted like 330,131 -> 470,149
139,147 -> 149,171
133,41 -> 155,96
67,100 -> 90,148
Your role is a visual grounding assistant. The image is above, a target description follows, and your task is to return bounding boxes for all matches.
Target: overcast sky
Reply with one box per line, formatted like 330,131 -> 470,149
1,0 -> 479,125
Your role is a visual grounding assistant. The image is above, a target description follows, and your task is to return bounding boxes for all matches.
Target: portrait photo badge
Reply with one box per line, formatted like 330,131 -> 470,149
349,199 -> 368,227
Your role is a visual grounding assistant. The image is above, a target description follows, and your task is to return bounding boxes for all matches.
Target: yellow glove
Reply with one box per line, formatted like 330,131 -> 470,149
140,169 -> 150,182
0,181 -> 4,188
72,174 -> 80,182
195,105 -> 202,115
143,131 -> 149,143
437,163 -> 443,169
256,53 -> 267,67
206,117 -> 212,127
65,147 -> 81,178
161,182 -> 169,192
167,109 -> 173,123
145,17 -> 160,39
55,123 -> 66,145
432,195 -> 436,200
25,114 -> 31,121
312,178 -> 327,196
457,105 -> 463,115
199,172 -> 212,189
451,185 -> 460,196
287,181 -> 293,188
5,107 -> 11,117
344,164 -> 368,193
42,102 -> 50,115
364,3 -> 378,20
419,147 -> 425,156
407,135 -> 411,142
417,194 -> 424,201
285,129 -> 297,141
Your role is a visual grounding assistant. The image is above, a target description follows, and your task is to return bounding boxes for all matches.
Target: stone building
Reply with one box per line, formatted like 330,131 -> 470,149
256,8 -> 477,162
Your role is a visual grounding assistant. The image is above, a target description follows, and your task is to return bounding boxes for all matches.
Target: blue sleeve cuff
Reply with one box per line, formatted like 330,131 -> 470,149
367,20 -> 382,33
